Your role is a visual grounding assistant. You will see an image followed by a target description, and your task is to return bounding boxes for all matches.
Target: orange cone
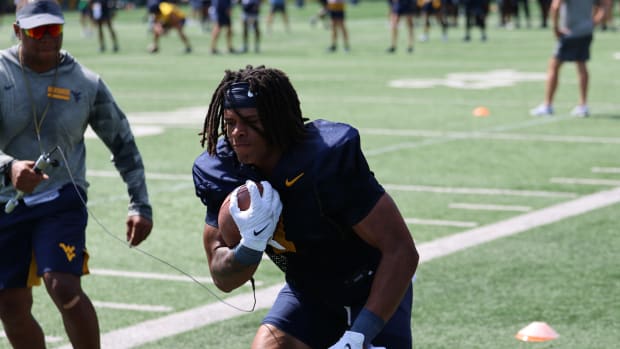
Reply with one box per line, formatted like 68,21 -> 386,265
472,106 -> 490,117
515,321 -> 559,342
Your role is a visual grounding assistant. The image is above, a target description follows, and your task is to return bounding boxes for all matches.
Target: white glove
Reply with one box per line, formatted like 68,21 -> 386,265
328,331 -> 365,349
229,180 -> 282,252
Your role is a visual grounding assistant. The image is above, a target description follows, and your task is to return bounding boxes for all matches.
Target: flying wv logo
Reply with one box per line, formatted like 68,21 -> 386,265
58,243 -> 76,262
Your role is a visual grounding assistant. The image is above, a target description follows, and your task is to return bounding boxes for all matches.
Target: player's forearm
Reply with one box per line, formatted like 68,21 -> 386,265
209,246 -> 258,292
364,245 -> 418,321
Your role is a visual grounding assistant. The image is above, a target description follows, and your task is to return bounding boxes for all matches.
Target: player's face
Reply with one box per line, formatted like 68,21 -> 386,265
224,108 -> 280,172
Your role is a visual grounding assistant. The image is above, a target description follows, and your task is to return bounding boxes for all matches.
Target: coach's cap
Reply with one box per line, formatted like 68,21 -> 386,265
16,0 -> 64,30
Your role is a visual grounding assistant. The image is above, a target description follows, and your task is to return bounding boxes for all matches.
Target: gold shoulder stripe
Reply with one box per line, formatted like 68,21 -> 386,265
48,86 -> 70,101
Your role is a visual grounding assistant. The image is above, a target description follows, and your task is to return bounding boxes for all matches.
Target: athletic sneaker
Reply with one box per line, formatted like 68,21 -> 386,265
386,46 -> 396,53
571,105 -> 589,117
530,104 -> 553,116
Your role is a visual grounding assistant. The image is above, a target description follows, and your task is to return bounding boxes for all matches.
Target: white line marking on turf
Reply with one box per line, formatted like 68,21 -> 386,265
591,167 -> 620,174
420,186 -> 620,262
383,184 -> 576,198
363,128 -> 620,156
449,203 -> 531,212
90,268 -> 215,284
53,285 -> 284,349
360,123 -> 620,144
85,170 -> 576,199
405,218 -> 478,228
61,187 -> 620,349
87,170 -> 191,181
92,301 -> 173,313
550,177 -> 620,186
90,269 -> 265,287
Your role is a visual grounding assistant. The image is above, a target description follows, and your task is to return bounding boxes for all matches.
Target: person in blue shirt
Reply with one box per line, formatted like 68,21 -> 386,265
193,65 -> 419,349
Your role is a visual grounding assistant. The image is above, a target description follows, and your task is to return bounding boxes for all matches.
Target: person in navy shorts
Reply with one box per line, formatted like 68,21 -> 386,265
193,65 -> 419,348
0,1 -> 153,348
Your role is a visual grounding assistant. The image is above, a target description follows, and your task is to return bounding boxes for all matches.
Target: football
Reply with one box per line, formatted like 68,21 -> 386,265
218,182 -> 264,247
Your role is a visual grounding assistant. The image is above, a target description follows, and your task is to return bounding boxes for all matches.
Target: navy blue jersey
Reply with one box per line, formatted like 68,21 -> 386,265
193,119 -> 385,305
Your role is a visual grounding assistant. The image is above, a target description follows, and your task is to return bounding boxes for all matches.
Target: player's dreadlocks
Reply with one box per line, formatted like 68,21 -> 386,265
199,65 -> 308,155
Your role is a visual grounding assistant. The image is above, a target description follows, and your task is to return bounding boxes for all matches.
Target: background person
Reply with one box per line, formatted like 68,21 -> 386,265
240,0 -> 261,53
0,1 -> 153,348
326,0 -> 349,52
530,0 -> 610,117
147,0 -> 192,53
266,0 -> 290,33
386,0 -> 416,53
89,0 -> 119,52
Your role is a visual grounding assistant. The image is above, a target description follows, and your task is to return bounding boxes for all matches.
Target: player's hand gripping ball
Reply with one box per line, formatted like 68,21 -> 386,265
218,181 -> 282,249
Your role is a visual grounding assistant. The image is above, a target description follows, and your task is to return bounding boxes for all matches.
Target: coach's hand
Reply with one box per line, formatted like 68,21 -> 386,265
230,180 -> 282,252
127,215 -> 153,247
328,331 -> 365,349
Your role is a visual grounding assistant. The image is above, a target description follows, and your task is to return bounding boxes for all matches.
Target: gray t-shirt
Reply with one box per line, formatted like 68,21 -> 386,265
0,46 -> 151,219
560,0 -> 595,38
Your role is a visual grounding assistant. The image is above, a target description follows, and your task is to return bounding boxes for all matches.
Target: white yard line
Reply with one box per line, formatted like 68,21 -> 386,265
383,184 -> 576,198
87,170 -> 191,181
53,285 -> 284,349
50,186 -> 620,349
89,268 -> 264,287
405,218 -> 478,228
92,301 -> 173,313
85,171 -> 577,199
551,177 -> 620,186
360,128 -> 620,145
420,186 -> 620,263
90,269 -> 214,284
591,167 -> 620,174
449,203 -> 531,212
361,127 -> 620,156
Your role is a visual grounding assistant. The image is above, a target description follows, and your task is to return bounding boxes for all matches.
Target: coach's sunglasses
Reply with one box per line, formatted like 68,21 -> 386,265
22,24 -> 63,40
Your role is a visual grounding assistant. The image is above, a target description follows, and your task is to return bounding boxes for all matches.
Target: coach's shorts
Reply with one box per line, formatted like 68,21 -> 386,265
262,282 -> 414,348
554,34 -> 592,62
0,185 -> 89,289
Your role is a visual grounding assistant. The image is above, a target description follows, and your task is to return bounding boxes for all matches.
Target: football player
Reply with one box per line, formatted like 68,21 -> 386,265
193,66 -> 419,348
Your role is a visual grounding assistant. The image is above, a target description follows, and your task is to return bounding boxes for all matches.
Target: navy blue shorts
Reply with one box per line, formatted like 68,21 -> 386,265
270,3 -> 286,13
329,10 -> 345,20
263,282 -> 414,348
0,185 -> 89,289
215,8 -> 231,26
393,2 -> 416,16
555,34 -> 592,62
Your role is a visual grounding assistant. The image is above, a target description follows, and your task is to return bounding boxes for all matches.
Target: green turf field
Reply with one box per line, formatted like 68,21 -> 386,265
1,1 -> 619,348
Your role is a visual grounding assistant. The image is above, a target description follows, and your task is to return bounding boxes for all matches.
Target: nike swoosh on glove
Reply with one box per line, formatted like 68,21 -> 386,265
229,180 -> 282,252
328,331 -> 365,349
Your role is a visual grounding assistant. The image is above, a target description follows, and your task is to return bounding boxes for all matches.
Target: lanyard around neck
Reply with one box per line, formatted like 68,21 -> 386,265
18,45 -> 60,154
